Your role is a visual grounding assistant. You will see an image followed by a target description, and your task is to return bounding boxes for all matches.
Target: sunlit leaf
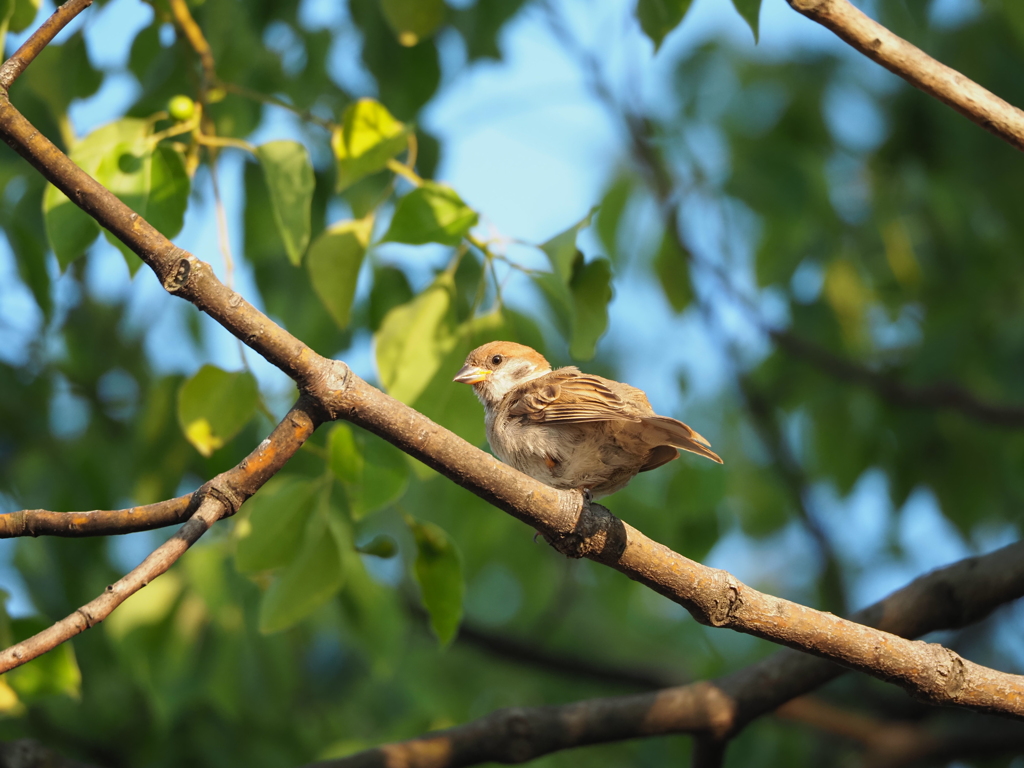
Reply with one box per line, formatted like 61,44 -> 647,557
257,140 -> 315,265
177,365 -> 259,457
333,98 -> 409,192
406,515 -> 463,646
375,272 -> 457,404
383,182 -> 477,246
105,572 -> 183,641
306,217 -> 373,328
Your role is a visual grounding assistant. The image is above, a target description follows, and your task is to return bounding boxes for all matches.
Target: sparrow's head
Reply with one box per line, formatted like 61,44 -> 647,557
453,341 -> 551,409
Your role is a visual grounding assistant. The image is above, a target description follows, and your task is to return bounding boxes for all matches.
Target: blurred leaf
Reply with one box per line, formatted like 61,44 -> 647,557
730,0 -> 761,42
105,572 -> 183,641
406,515 -> 463,646
383,182 -> 477,246
333,98 -> 409,192
258,501 -> 348,633
307,216 -> 373,328
655,231 -> 693,313
375,272 -> 457,403
449,0 -> 526,61
636,0 -> 694,51
540,210 -> 594,283
329,423 -> 410,520
595,174 -> 634,260
569,257 -> 613,360
257,140 -> 315,266
368,264 -> 414,331
147,145 -> 191,239
339,552 -> 408,676
356,534 -> 398,558
177,365 -> 259,457
235,475 -> 319,573
9,0 -> 39,34
380,0 -> 445,46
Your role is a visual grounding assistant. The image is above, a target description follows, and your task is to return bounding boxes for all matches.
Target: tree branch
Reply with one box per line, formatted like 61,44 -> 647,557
770,329 -> 1024,428
787,0 -> 1024,152
0,496 -> 194,538
312,539 -> 1024,767
0,398 -> 320,674
0,0 -> 92,89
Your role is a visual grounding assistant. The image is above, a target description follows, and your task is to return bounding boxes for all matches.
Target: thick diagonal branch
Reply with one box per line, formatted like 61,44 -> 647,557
787,0 -> 1024,152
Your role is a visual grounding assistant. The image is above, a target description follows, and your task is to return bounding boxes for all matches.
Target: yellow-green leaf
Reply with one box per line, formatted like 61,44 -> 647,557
235,475 -> 319,573
306,217 -> 373,328
333,99 -> 409,192
380,0 -> 445,46
177,365 -> 259,457
383,182 -> 477,246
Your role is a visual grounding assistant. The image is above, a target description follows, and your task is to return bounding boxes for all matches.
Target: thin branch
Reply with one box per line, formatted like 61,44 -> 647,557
168,0 -> 216,88
219,81 -> 338,132
311,539 -> 1024,767
770,329 -> 1024,428
0,495 -> 193,538
0,398 -> 321,674
787,0 -> 1024,153
0,0 -> 93,89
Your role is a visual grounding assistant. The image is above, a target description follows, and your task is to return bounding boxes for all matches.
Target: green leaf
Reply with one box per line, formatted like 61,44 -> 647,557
730,0 -> 761,42
540,210 -> 594,284
235,475 -> 319,573
380,0 -> 445,46
569,257 -> 613,360
177,365 -> 259,457
328,423 -> 410,520
356,534 -> 397,558
338,554 -> 408,677
636,0 -> 695,51
595,174 -> 634,260
654,231 -> 693,313
257,140 -> 315,266
369,264 -> 414,331
147,144 -> 191,239
333,98 -> 409,192
406,515 -> 463,646
258,503 -> 348,633
9,0 -> 39,34
306,217 -> 373,328
383,182 -> 478,246
375,272 -> 458,404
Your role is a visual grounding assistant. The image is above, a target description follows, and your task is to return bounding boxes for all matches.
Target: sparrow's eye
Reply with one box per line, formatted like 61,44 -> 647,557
490,354 -> 503,366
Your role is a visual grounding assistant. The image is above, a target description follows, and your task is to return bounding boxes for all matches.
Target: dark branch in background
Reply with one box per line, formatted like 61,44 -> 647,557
315,539 -> 1024,768
0,496 -> 193,538
776,697 -> 1024,768
787,0 -> 1024,153
770,330 -> 1024,428
737,378 -> 847,612
0,398 -> 321,673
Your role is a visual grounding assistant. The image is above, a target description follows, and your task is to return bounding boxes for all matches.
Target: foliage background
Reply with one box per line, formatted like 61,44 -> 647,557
0,0 -> 1023,765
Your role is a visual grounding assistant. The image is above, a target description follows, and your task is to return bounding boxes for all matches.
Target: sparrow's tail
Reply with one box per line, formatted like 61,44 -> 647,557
642,416 -> 723,464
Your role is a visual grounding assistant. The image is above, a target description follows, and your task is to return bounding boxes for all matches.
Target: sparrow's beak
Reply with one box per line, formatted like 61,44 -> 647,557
453,364 -> 490,385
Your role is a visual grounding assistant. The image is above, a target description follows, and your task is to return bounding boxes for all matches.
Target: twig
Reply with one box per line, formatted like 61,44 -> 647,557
310,539 -> 1024,767
0,495 -> 193,538
787,0 -> 1024,152
0,0 -> 93,89
168,0 -> 216,88
0,398 -> 321,674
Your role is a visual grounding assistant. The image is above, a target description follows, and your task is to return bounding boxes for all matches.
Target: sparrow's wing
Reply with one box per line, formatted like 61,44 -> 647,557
507,371 -> 640,423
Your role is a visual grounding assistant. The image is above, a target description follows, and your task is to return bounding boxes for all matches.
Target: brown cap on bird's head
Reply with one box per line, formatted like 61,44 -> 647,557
452,341 -> 550,385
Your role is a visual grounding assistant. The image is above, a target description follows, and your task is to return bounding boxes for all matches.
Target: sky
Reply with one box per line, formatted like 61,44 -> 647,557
0,0 -> 1017,649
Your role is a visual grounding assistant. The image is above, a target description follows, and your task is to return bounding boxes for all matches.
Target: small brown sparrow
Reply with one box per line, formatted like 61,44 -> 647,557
454,341 -> 722,499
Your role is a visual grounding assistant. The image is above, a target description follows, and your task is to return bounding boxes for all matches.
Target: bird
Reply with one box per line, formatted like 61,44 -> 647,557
453,341 -> 722,499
